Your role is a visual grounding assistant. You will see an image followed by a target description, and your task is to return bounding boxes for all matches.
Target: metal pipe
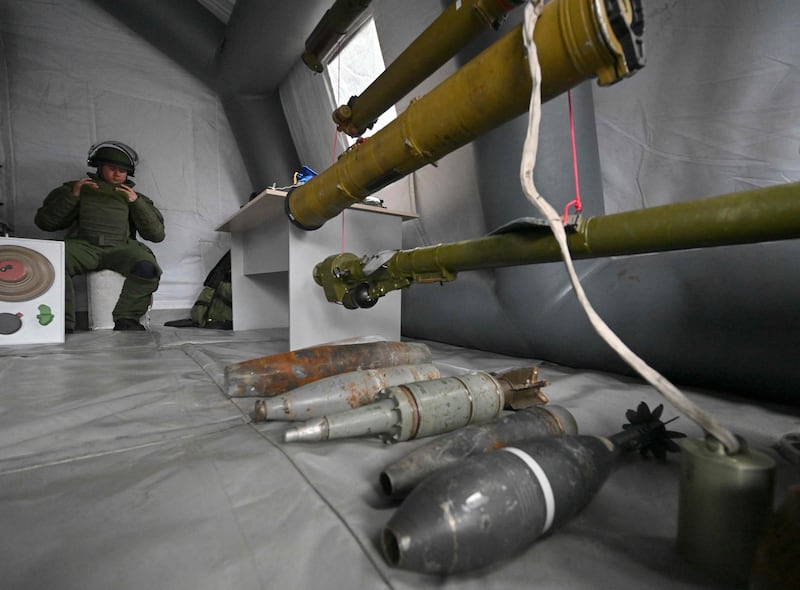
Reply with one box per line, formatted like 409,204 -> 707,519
332,0 -> 527,137
285,0 -> 644,230
301,0 -> 373,73
313,182 -> 800,307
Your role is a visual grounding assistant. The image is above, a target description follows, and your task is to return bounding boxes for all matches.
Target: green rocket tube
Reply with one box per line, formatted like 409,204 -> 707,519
313,182 -> 800,308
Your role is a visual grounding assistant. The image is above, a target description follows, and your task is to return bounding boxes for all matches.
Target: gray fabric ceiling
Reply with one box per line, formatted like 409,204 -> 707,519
89,0 -> 340,190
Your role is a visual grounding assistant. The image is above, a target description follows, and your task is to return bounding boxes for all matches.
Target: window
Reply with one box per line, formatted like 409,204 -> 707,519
326,17 -> 397,145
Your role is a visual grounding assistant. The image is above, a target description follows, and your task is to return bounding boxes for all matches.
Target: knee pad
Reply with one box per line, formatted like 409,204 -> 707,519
131,260 -> 158,279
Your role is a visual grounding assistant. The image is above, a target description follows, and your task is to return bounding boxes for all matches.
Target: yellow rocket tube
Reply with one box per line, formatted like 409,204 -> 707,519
286,0 -> 643,230
332,0 -> 527,137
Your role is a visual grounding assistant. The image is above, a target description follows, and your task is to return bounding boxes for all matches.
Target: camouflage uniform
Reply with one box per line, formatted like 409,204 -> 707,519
35,173 -> 165,330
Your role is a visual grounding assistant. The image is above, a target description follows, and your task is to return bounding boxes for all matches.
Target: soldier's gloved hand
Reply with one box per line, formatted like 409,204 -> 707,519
72,177 -> 98,197
115,184 -> 138,203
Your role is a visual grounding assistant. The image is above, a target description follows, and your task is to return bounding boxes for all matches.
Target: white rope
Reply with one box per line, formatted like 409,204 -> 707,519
519,1 -> 739,454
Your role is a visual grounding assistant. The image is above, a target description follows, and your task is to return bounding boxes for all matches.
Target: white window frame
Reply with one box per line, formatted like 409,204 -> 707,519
324,15 -> 397,146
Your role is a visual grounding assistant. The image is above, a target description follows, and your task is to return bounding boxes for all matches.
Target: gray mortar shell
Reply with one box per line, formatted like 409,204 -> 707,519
381,372 -> 506,442
379,404 -> 577,498
283,371 -> 506,443
381,435 -> 618,574
284,398 -> 399,442
256,363 -> 441,421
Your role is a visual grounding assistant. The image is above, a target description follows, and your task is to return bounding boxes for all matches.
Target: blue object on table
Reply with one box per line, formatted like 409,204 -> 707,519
294,165 -> 318,185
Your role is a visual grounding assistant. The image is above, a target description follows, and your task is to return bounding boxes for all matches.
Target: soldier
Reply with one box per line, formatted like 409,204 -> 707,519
35,141 -> 165,332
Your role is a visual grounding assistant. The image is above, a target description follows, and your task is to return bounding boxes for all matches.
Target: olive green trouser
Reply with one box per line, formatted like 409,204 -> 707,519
64,238 -> 161,329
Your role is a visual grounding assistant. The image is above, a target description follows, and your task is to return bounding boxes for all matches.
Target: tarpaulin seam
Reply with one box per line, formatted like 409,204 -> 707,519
0,419 -> 243,477
244,422 -> 398,589
180,342 -> 397,588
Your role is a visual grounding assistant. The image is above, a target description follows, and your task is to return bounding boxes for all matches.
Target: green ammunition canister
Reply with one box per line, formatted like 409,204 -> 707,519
677,435 -> 775,588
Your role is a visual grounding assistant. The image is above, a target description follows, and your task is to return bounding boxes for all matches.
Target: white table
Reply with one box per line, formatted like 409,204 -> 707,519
216,188 -> 417,349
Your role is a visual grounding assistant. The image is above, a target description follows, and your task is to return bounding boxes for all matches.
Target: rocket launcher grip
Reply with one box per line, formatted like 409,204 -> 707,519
379,404 -> 577,499
225,340 -> 432,397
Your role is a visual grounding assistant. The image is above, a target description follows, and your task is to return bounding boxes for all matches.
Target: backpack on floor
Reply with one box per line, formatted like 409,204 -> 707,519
166,251 -> 232,329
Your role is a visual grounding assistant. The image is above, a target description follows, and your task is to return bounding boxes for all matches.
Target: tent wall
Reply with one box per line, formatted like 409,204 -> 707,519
399,1 -> 800,402
0,0 -> 250,310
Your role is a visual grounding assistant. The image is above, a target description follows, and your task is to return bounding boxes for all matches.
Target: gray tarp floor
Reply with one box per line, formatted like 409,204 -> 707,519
1,327 -> 797,589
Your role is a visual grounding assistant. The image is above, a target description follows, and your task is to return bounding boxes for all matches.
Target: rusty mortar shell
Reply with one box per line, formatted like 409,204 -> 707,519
251,363 -> 440,422
225,340 -> 432,397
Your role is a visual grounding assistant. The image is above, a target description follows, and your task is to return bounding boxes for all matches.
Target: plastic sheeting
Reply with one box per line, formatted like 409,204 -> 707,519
1,327 -> 797,589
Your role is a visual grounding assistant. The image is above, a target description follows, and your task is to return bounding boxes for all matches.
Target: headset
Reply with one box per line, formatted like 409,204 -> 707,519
87,140 -> 139,176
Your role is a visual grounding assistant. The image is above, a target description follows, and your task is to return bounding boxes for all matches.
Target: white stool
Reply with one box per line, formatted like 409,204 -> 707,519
87,270 -> 126,330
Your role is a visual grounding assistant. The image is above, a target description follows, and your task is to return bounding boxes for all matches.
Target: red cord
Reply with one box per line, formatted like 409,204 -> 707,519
331,43 -> 346,252
562,90 -> 582,224
331,124 -> 339,164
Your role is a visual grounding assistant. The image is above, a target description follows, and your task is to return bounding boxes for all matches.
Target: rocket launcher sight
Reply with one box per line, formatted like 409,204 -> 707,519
381,402 -> 685,574
282,366 -> 548,444
225,340 -> 432,397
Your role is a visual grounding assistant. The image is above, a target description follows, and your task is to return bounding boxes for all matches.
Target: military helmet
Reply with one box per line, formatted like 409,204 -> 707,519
87,141 -> 139,176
